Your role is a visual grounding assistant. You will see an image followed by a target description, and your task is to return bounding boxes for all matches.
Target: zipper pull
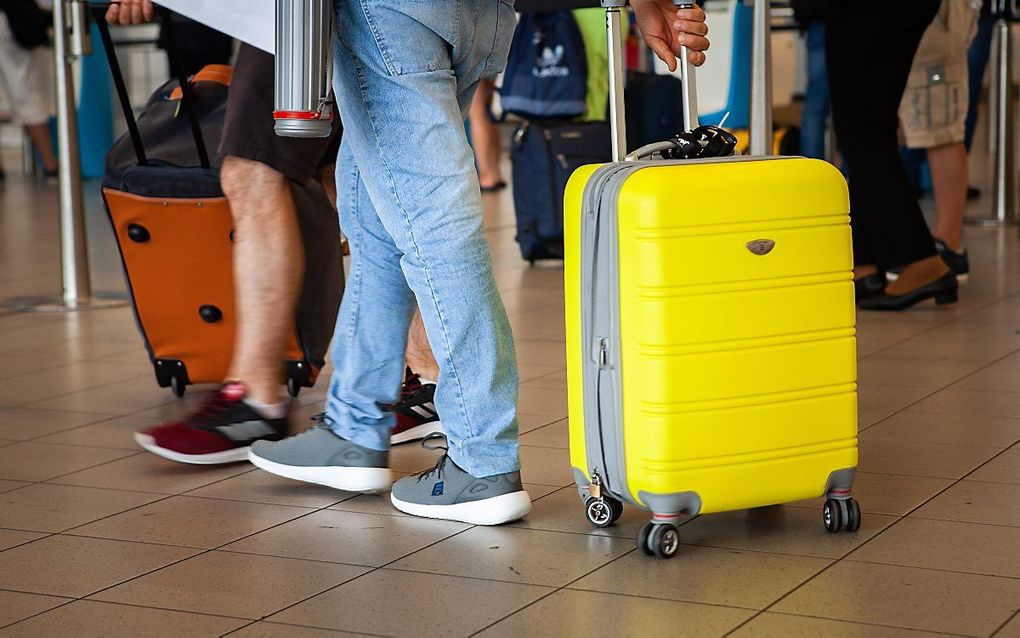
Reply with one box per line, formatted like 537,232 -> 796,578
597,338 -> 609,369
556,153 -> 569,170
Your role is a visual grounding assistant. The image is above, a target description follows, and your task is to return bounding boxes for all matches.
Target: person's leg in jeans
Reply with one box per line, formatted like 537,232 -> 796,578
800,20 -> 830,160
250,0 -> 529,524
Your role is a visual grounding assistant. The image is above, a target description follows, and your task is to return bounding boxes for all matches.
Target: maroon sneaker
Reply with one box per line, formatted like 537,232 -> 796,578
134,382 -> 288,465
390,367 -> 444,445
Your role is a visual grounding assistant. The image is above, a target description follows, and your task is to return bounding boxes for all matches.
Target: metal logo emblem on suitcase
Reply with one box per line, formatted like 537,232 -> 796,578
564,1 -> 861,559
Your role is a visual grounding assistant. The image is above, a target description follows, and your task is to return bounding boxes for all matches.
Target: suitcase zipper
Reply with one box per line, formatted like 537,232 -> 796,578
597,338 -> 609,369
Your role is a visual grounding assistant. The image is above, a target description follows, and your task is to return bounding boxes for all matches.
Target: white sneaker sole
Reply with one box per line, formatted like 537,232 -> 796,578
391,490 -> 532,525
390,420 -> 445,446
134,433 -> 250,465
248,450 -> 393,493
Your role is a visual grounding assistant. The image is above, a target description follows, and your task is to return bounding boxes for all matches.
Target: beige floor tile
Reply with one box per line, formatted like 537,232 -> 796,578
0,590 -> 70,629
70,495 -> 314,548
969,446 -> 1020,485
508,486 -> 665,539
0,600 -> 247,638
911,480 -> 1020,527
856,357 -> 976,389
52,453 -> 251,494
390,526 -> 631,587
223,509 -> 468,567
519,444 -> 575,486
0,479 -> 31,494
228,622 -> 363,637
679,506 -> 897,559
0,354 -> 60,381
908,387 -> 1020,420
855,383 -> 934,415
0,483 -> 164,533
34,414 -> 161,450
516,386 -> 568,417
93,550 -> 367,620
0,362 -> 150,407
0,442 -> 136,482
998,613 -> 1020,638
772,561 -> 1020,636
0,528 -> 47,551
956,364 -> 1020,393
517,418 -> 568,448
271,569 -> 550,637
857,437 -> 1001,479
729,612 -> 954,637
0,535 -> 198,597
571,545 -> 829,610
519,369 -> 567,389
863,410 -> 1020,449
478,589 -> 753,638
24,376 -> 178,415
786,472 -> 953,516
184,469 -> 356,509
0,407 -> 106,441
516,362 -> 564,384
849,517 -> 1020,578
517,412 -> 564,432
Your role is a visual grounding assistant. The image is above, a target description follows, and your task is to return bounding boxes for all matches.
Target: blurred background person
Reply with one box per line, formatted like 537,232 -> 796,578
792,0 -> 831,160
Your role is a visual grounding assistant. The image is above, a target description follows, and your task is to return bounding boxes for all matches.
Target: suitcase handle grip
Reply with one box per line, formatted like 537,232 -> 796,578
91,5 -> 212,169
604,1 -> 699,162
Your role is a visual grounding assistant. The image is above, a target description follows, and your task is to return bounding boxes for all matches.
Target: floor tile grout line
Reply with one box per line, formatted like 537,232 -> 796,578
220,619 -> 387,638
726,610 -> 970,638
992,608 -> 1020,636
839,557 -> 1020,581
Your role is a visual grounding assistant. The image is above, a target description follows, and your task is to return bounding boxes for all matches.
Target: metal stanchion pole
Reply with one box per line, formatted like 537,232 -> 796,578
3,0 -> 127,312
749,0 -> 773,156
967,17 -> 1018,227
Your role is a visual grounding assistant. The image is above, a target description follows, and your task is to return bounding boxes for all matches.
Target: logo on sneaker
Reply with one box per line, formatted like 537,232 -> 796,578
221,383 -> 247,401
432,481 -> 444,497
410,402 -> 437,419
215,420 -> 277,442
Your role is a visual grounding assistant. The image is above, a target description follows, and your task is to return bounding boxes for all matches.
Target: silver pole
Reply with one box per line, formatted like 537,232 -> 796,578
990,19 -> 1016,223
969,19 -> 1017,227
749,0 -> 773,155
987,20 -> 1000,155
677,3 -> 700,131
54,0 -> 91,307
606,7 -> 627,162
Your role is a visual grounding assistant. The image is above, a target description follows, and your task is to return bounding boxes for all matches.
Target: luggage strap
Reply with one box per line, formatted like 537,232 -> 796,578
91,4 -> 212,169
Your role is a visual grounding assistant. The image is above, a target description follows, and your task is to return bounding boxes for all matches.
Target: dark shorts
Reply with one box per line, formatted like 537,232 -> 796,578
219,43 -> 342,183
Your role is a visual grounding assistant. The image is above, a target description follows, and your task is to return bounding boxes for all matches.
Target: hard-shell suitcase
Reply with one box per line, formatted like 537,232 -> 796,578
96,13 -> 343,398
564,2 -> 860,559
510,120 -> 611,262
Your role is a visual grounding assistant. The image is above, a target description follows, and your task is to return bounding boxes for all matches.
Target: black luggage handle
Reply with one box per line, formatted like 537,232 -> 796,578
91,4 -> 211,169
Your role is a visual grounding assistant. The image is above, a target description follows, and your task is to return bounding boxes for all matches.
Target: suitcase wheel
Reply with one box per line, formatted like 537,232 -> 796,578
287,377 -> 301,398
584,496 -> 623,528
823,497 -> 862,533
638,522 -> 680,559
170,374 -> 186,398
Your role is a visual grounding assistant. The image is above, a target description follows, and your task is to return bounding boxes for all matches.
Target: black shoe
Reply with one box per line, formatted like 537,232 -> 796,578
967,185 -> 981,201
934,239 -> 969,278
854,272 -> 887,301
857,272 -> 958,311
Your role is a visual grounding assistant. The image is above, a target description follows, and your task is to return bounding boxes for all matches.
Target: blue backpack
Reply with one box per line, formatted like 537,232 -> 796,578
500,12 -> 588,120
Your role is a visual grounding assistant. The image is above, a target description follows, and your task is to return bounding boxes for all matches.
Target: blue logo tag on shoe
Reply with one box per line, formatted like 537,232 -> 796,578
432,481 -> 444,497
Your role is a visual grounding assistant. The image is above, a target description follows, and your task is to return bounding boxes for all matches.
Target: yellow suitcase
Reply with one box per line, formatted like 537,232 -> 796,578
565,4 -> 859,559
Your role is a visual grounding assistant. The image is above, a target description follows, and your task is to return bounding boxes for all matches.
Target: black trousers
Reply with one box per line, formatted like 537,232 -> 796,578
826,0 -> 940,270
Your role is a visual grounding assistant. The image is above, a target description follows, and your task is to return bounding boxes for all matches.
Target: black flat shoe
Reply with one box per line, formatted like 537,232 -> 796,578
479,180 -> 507,193
854,272 -> 887,301
857,272 -> 958,311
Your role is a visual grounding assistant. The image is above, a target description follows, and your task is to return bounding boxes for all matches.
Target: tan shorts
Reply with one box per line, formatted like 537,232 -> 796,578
899,0 -> 980,149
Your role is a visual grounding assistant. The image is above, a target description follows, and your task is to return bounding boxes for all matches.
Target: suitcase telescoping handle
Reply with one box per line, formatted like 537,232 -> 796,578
603,0 -> 700,162
91,5 -> 212,169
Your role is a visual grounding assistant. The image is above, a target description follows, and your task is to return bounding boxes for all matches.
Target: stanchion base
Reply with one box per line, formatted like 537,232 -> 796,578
1,292 -> 130,313
964,217 -> 1020,228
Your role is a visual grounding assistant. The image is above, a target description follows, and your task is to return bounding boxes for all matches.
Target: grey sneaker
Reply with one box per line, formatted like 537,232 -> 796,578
248,425 -> 392,493
390,434 -> 531,525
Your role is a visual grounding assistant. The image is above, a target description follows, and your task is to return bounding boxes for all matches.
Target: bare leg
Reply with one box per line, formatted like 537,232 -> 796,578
405,310 -> 439,381
24,123 -> 57,172
468,79 -> 503,190
221,156 -> 304,404
926,142 -> 967,252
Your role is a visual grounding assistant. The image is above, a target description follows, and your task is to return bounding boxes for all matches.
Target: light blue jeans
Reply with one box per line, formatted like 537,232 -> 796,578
324,0 -> 520,477
800,20 -> 829,161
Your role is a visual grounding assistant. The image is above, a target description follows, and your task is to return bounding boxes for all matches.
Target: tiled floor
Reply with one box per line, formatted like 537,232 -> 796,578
2,140 -> 1020,638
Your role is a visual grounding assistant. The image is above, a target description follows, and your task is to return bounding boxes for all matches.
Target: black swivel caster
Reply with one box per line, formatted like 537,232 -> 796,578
585,496 -> 623,528
170,374 -> 186,398
637,521 -> 680,559
287,377 -> 301,398
823,497 -> 862,533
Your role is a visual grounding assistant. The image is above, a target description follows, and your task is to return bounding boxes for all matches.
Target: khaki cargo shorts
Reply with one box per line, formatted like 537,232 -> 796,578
899,0 -> 980,149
